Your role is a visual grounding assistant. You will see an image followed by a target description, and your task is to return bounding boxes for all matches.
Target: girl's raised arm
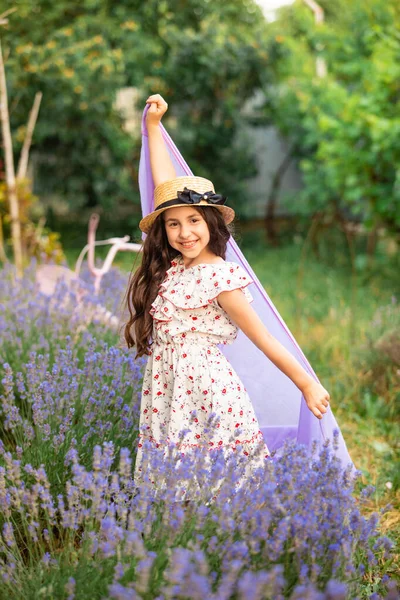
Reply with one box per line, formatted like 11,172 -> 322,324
146,94 -> 177,187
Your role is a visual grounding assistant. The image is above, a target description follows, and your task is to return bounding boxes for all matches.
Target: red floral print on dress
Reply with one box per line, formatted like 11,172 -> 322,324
134,254 -> 270,500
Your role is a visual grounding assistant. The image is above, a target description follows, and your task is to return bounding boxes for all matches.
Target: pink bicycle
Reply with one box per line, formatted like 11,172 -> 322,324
36,214 -> 142,327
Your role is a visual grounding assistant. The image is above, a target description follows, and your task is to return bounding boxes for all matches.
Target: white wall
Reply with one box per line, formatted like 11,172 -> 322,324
241,123 -> 302,218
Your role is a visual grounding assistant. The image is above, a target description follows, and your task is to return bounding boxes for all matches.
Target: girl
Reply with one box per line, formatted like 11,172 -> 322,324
125,94 -> 331,499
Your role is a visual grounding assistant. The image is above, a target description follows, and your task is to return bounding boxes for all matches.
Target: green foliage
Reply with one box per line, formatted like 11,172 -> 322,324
3,5 -> 142,211
0,179 -> 65,263
263,0 -> 400,231
3,0 -> 399,233
1,0 -> 273,218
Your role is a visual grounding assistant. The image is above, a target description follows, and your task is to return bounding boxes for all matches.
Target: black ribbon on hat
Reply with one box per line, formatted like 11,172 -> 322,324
156,187 -> 227,211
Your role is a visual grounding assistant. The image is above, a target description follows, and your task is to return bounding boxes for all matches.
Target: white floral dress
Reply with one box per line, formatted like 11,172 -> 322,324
134,254 -> 270,500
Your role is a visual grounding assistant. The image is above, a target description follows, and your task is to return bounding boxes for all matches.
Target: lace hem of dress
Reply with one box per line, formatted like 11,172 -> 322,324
138,429 -> 269,457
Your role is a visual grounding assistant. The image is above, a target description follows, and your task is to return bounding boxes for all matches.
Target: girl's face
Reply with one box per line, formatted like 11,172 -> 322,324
163,206 -> 211,261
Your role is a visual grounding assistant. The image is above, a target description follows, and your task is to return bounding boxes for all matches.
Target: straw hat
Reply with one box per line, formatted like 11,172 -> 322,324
139,176 -> 235,233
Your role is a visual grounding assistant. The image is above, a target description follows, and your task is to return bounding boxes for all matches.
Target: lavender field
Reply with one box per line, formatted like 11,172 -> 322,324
0,261 -> 398,600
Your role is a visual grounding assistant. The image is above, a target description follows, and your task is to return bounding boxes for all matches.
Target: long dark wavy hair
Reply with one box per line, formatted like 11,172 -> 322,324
124,206 -> 232,357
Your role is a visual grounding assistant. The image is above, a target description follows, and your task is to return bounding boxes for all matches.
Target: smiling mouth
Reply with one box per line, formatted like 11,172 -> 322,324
180,240 -> 198,248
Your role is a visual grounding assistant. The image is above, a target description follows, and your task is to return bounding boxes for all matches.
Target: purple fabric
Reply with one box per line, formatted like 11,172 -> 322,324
139,105 -> 353,469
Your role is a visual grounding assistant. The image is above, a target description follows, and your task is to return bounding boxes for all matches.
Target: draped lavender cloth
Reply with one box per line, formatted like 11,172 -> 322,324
138,104 -> 353,469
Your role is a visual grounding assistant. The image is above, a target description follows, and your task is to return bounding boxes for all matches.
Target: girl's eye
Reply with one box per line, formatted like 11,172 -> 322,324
168,219 -> 199,227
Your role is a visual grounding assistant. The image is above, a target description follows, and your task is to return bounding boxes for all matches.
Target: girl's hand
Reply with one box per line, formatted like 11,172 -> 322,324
146,93 -> 168,127
301,380 -> 330,419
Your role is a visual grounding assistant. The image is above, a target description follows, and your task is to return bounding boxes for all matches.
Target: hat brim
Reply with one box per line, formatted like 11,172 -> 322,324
139,202 -> 235,234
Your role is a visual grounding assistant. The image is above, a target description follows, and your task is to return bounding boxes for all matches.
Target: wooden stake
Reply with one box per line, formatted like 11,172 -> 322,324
0,38 -> 23,275
0,213 -> 7,262
17,91 -> 42,180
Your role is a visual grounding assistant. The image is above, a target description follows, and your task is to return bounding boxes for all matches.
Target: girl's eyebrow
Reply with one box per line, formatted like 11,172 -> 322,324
165,213 -> 199,223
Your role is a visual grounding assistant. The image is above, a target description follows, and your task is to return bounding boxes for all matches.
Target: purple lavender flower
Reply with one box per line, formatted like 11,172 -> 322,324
0,262 -> 396,599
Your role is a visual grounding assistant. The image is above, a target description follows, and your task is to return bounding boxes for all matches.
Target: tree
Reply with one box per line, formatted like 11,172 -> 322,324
261,0 -> 400,238
1,0 -> 274,224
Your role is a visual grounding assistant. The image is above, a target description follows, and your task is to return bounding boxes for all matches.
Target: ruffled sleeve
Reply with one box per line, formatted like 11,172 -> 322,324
150,258 -> 254,321
204,262 -> 254,305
